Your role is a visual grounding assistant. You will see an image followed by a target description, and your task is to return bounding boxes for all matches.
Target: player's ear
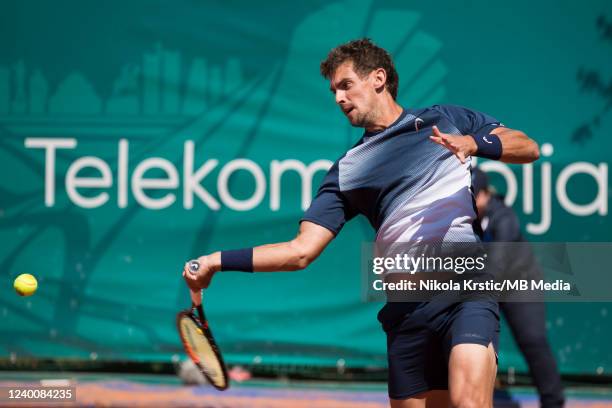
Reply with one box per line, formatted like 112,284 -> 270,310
372,68 -> 387,93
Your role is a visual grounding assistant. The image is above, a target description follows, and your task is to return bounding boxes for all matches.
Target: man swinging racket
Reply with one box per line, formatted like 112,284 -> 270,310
183,38 -> 540,408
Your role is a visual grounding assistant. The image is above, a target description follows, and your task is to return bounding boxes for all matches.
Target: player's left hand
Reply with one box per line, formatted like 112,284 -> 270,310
429,126 -> 477,164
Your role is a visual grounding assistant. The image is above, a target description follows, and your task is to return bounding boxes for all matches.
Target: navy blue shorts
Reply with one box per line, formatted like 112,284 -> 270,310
378,299 -> 499,400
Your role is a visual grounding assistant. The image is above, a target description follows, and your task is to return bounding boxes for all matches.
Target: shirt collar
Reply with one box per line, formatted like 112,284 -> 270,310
362,107 -> 409,140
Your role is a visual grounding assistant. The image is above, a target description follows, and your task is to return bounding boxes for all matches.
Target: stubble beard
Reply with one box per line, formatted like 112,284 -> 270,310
350,108 -> 378,129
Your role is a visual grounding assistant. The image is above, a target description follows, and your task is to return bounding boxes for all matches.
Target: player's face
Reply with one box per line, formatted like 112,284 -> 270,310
329,61 -> 378,128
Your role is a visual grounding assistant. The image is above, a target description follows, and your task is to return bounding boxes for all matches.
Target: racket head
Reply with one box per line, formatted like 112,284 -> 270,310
176,307 -> 229,390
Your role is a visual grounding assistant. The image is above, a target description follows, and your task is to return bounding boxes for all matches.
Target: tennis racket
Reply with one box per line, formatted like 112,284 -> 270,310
176,260 -> 229,390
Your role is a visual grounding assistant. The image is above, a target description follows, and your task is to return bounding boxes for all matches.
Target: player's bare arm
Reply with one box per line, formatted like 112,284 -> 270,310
429,125 -> 540,164
183,221 -> 334,291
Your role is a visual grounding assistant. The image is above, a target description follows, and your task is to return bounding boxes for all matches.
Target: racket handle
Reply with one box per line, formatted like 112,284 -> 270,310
187,259 -> 203,306
190,289 -> 202,307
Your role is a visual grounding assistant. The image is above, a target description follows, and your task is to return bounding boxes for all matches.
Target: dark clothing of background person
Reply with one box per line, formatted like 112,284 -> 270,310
479,191 -> 565,408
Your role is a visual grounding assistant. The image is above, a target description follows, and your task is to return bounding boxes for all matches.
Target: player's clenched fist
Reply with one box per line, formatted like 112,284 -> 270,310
183,253 -> 221,290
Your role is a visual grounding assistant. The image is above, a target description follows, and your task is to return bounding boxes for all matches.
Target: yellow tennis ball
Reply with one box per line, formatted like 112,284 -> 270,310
14,274 -> 38,297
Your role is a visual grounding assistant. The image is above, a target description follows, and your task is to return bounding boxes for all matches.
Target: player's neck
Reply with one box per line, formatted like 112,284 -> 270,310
365,99 -> 403,133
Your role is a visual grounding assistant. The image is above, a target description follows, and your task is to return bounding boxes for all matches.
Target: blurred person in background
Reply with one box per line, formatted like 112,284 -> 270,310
472,167 -> 565,408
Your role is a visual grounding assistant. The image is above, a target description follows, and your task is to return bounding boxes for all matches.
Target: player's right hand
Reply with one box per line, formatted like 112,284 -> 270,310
182,253 -> 220,290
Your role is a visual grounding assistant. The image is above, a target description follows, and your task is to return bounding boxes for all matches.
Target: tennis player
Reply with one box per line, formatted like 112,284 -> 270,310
183,38 -> 540,407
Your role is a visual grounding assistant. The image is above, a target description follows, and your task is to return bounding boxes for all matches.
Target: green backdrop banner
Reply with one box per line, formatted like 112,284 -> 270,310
1,0 -> 610,375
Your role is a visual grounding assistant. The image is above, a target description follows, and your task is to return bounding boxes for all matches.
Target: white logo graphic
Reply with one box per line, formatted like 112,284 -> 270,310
415,118 -> 424,131
483,136 -> 493,144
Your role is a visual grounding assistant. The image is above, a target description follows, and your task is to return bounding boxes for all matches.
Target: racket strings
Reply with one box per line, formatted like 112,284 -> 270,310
178,315 -> 228,389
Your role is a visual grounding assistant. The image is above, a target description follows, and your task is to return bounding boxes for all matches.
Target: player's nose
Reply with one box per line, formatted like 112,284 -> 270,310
335,90 -> 346,105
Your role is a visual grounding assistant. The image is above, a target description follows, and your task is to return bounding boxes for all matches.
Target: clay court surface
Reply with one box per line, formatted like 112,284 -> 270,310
1,373 -> 611,408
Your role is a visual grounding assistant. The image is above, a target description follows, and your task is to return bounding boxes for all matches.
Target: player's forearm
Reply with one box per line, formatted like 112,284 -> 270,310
254,240 -> 313,271
430,126 -> 540,165
208,241 -> 314,273
204,222 -> 333,274
491,128 -> 540,164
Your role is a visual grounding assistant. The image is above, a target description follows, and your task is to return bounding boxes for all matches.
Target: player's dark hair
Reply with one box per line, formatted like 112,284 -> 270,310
320,38 -> 399,100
